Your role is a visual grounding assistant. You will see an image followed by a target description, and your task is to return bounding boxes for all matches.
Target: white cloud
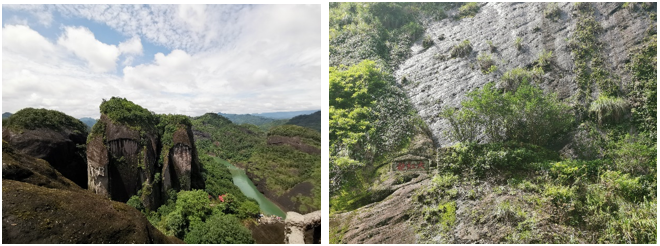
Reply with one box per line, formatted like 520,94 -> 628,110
118,36 -> 143,55
3,5 -> 321,117
57,26 -> 120,73
3,25 -> 56,61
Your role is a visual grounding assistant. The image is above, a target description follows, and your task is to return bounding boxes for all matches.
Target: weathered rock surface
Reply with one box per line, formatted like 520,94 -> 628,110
2,180 -> 182,244
2,141 -> 80,191
284,211 -> 321,244
87,114 -> 161,208
331,174 -> 430,244
1,144 -> 182,244
2,127 -> 88,188
395,2 -> 654,147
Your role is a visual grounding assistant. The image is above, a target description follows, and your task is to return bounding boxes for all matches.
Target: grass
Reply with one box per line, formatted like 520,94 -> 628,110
515,37 -> 523,51
477,53 -> 496,74
422,35 -> 434,49
535,50 -> 553,69
486,40 -> 496,52
544,3 -> 561,21
458,2 -> 480,19
588,95 -> 628,125
450,40 -> 472,58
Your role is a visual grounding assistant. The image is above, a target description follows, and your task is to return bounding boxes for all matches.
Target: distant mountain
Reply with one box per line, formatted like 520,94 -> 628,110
251,110 -> 320,119
286,111 -> 320,132
3,112 -> 12,119
219,113 -> 278,126
79,117 -> 97,130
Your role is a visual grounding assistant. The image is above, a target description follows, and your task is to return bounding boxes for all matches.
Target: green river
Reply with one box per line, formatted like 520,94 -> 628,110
213,157 -> 286,218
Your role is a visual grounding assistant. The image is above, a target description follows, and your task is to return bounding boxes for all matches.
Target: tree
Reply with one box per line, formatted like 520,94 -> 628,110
184,214 -> 255,244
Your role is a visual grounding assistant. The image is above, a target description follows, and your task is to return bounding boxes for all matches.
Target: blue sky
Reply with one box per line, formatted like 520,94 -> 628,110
2,5 -> 321,118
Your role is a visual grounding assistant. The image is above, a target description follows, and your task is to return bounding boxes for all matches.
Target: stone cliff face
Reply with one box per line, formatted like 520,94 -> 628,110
87,114 -> 161,209
395,2 -> 655,147
162,127 -> 205,193
2,127 -> 88,189
87,111 -> 204,211
2,143 -> 181,244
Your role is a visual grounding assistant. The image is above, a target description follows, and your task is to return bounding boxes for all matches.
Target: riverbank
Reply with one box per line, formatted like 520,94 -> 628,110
242,162 -> 315,213
213,157 -> 286,218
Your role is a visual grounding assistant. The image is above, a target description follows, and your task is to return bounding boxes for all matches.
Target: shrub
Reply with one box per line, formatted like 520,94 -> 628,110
127,195 -> 145,212
477,53 -> 495,74
458,2 -> 480,18
515,37 -> 523,50
486,40 -> 496,52
535,50 -> 553,70
422,35 -> 434,49
440,81 -> 573,147
588,95 -> 628,125
499,67 -> 543,92
544,3 -> 561,21
450,40 -> 472,58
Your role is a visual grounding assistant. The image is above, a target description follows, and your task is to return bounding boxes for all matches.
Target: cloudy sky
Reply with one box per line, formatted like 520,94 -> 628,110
2,4 -> 321,118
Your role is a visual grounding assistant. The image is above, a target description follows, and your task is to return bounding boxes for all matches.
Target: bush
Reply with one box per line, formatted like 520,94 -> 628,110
588,95 -> 628,125
458,2 -> 479,18
442,142 -> 559,175
440,80 -> 573,147
422,35 -> 434,49
184,214 -> 254,244
477,53 -> 495,74
127,195 -> 145,212
499,67 -> 543,92
515,37 -> 523,50
450,40 -> 472,58
544,3 -> 561,21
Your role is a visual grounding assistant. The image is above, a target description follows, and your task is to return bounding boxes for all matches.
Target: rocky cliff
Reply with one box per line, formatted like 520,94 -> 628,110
2,108 -> 89,189
86,97 -> 204,211
2,142 -> 181,244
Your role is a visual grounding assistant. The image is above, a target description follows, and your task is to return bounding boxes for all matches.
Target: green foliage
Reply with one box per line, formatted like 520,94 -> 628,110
458,2 -> 480,19
127,195 -> 145,212
248,144 -> 321,209
588,95 -> 628,125
627,34 -> 657,139
5,108 -> 88,134
442,142 -> 559,175
199,155 -> 261,219
157,114 -> 191,151
608,134 -> 656,176
486,40 -> 496,52
268,124 -> 321,148
286,111 -> 321,132
450,40 -> 472,58
477,53 -> 495,74
544,2 -> 561,21
191,113 -> 263,162
499,67 -> 543,92
514,36 -> 523,50
535,50 -> 553,70
440,81 -> 573,147
99,97 -> 158,132
329,2 -> 428,69
422,35 -> 434,49
184,214 -> 254,244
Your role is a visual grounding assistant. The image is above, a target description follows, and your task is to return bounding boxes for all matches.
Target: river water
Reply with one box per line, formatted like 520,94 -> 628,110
213,157 -> 286,218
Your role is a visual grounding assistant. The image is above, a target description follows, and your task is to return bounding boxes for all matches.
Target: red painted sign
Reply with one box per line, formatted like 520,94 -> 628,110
393,160 -> 428,171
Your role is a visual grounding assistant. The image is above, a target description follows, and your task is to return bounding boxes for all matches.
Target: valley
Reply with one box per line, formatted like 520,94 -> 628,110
2,98 -> 321,244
